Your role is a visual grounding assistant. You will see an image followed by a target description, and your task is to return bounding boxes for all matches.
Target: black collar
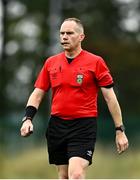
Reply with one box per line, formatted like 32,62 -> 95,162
66,57 -> 74,64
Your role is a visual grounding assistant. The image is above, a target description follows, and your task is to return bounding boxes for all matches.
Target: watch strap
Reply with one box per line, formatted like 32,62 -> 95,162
115,125 -> 125,132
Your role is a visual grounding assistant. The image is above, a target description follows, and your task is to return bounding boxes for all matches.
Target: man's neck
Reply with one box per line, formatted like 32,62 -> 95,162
65,47 -> 82,59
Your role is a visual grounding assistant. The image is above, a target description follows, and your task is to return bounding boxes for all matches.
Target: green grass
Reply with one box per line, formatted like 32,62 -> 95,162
1,144 -> 140,179
87,144 -> 140,179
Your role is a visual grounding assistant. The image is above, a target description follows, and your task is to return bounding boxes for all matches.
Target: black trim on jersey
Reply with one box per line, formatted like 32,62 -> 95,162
102,83 -> 114,88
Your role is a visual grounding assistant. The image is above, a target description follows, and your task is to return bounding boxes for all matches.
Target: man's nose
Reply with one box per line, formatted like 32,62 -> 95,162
63,33 -> 68,39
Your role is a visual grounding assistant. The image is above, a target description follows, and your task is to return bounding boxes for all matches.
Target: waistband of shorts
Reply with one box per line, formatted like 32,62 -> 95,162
51,115 -> 97,122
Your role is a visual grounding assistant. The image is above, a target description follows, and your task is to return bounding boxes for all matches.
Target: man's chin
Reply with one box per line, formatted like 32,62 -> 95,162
62,47 -> 71,51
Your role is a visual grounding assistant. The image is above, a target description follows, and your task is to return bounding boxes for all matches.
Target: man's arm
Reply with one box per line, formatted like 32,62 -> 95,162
101,87 -> 129,154
20,88 -> 46,137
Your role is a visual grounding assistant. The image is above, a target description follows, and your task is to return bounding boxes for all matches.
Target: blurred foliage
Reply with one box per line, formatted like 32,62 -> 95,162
0,0 -> 140,115
0,0 -> 140,177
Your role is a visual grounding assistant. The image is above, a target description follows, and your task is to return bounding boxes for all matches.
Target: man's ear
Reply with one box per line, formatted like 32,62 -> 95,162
80,34 -> 85,42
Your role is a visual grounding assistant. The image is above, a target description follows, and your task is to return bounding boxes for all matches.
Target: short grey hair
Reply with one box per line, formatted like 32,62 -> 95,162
63,17 -> 84,33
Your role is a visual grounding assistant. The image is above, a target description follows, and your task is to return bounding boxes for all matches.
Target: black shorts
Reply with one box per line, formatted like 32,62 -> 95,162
46,116 -> 97,165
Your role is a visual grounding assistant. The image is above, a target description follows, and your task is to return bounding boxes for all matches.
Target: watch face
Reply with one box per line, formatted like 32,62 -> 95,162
121,125 -> 125,131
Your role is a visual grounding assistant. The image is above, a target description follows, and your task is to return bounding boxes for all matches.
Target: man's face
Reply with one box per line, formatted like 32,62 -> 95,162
60,21 -> 84,51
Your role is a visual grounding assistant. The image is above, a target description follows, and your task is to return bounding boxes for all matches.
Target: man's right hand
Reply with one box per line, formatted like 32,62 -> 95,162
20,119 -> 33,137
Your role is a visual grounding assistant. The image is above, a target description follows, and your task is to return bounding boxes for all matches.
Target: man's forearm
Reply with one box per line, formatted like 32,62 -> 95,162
21,88 -> 45,126
107,97 -> 123,127
26,88 -> 45,109
101,87 -> 129,153
101,87 -> 123,127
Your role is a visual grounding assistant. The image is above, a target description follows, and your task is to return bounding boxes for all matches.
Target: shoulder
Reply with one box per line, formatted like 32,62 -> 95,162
83,50 -> 104,63
44,52 -> 64,66
46,52 -> 64,62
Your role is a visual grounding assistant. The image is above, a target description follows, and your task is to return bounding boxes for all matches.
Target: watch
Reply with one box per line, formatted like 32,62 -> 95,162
115,125 -> 125,132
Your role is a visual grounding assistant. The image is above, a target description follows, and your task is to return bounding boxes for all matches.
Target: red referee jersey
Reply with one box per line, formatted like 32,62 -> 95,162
34,50 -> 113,120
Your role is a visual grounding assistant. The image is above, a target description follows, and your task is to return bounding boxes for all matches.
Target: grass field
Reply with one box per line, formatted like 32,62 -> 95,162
1,144 -> 140,179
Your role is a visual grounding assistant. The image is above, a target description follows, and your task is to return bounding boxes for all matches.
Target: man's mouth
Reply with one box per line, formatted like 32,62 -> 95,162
61,42 -> 69,45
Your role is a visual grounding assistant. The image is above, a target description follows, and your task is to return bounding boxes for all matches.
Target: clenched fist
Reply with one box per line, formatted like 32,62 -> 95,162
20,119 -> 33,137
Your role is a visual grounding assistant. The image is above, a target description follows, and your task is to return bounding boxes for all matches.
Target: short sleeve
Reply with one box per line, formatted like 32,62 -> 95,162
95,58 -> 114,87
34,61 -> 50,91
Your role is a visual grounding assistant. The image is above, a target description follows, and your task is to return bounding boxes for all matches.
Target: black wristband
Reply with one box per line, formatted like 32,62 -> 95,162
24,106 -> 37,120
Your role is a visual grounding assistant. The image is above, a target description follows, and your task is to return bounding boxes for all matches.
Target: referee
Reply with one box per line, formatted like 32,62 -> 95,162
20,17 -> 129,179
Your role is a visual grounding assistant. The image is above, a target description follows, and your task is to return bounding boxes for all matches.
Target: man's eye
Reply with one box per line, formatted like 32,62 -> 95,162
60,32 -> 74,35
67,32 -> 73,35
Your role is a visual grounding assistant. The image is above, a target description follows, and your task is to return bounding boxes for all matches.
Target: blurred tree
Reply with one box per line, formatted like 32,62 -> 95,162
1,0 -> 140,115
0,0 -> 8,116
0,0 -> 140,148
0,0 -> 50,115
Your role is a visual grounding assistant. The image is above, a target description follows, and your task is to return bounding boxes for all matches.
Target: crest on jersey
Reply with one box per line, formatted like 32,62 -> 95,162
76,74 -> 83,84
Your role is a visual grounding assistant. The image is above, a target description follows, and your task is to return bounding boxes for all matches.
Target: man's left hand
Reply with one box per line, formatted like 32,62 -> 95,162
116,131 -> 129,154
